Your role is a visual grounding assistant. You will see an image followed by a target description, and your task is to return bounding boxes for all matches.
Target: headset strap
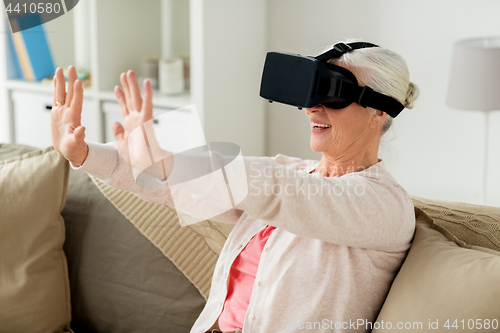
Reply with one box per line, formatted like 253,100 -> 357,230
335,81 -> 405,118
315,42 -> 379,62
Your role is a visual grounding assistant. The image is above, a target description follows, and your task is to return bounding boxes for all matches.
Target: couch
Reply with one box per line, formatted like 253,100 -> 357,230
0,143 -> 499,333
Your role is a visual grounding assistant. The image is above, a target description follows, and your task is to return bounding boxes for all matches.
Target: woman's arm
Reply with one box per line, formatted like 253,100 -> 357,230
166,150 -> 415,250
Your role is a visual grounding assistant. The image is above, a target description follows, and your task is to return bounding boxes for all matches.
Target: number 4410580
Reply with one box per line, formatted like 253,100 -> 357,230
444,319 -> 498,330
5,2 -> 62,15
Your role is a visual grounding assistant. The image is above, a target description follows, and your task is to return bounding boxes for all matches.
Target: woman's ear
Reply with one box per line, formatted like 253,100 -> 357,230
369,108 -> 386,128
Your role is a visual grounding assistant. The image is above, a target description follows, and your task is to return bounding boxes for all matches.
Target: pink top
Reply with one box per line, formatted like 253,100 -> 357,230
218,225 -> 277,332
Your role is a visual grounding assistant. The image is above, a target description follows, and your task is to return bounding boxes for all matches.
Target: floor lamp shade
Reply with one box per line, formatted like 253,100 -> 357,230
447,37 -> 500,111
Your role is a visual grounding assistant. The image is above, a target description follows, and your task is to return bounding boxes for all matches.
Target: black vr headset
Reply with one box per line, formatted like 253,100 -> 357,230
259,42 -> 405,118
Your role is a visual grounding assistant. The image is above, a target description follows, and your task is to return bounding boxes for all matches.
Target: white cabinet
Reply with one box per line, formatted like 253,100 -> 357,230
12,91 -> 54,149
0,0 -> 266,156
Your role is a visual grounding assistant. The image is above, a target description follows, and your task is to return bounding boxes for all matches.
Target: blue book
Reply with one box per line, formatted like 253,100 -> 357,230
9,13 -> 55,81
6,21 -> 23,80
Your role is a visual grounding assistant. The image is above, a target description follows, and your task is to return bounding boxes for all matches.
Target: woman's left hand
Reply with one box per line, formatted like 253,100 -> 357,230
113,70 -> 172,179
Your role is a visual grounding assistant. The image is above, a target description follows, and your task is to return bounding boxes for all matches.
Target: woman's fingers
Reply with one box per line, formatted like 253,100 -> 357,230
65,66 -> 78,107
112,121 -> 125,142
73,125 -> 86,142
141,79 -> 153,120
52,74 -> 57,106
114,85 -> 129,119
62,124 -> 85,150
69,79 -> 84,117
127,70 -> 143,112
119,72 -> 133,112
54,67 -> 66,106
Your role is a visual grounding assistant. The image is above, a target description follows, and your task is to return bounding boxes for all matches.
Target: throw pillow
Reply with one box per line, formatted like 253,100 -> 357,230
412,196 -> 500,252
0,145 -> 72,333
373,208 -> 500,332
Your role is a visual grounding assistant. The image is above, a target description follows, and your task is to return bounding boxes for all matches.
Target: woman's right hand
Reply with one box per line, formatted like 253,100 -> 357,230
50,66 -> 88,166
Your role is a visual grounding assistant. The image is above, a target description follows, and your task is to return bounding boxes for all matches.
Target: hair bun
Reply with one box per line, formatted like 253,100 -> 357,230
404,82 -> 420,109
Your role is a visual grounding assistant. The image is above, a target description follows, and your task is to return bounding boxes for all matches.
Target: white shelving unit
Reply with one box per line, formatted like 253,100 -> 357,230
0,0 -> 266,155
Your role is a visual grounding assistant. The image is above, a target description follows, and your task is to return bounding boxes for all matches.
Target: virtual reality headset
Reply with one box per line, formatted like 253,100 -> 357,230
259,42 -> 405,118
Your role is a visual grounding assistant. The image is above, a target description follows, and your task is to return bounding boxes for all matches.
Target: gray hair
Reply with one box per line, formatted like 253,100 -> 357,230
327,41 -> 420,135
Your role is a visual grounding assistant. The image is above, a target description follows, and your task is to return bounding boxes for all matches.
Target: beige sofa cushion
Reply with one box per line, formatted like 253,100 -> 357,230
374,205 -> 500,332
0,146 -> 72,333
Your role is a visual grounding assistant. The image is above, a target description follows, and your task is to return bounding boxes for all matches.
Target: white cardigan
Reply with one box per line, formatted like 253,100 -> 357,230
74,141 -> 415,333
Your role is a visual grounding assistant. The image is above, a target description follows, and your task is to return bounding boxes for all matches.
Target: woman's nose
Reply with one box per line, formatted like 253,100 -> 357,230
306,104 -> 325,113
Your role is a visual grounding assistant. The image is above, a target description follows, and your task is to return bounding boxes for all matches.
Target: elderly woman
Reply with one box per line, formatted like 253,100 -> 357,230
51,40 -> 419,333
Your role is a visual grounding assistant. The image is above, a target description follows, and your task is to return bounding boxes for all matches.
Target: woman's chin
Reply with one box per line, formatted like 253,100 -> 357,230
310,129 -> 333,153
310,141 -> 324,153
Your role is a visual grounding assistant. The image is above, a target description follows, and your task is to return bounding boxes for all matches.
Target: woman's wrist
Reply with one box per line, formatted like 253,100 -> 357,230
68,143 -> 89,167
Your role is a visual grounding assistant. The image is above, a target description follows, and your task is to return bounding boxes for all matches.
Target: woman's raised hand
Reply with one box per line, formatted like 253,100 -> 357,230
113,70 -> 170,178
50,66 -> 88,166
